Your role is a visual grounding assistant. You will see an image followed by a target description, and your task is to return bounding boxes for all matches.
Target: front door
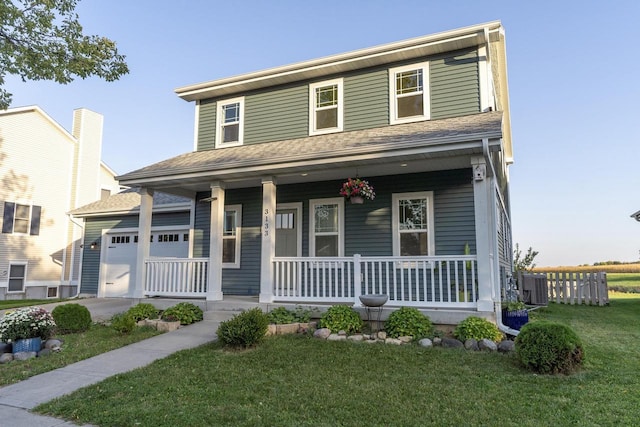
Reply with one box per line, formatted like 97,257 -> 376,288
275,208 -> 299,257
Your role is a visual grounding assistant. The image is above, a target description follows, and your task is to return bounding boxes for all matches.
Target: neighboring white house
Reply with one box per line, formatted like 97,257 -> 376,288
0,106 -> 119,300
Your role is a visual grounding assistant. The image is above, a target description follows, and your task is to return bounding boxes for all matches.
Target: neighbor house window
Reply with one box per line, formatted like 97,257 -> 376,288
8,262 -> 27,293
223,205 -> 242,268
309,78 -> 343,135
389,62 -> 430,124
215,97 -> 245,148
392,192 -> 435,256
309,198 -> 344,257
2,202 -> 41,235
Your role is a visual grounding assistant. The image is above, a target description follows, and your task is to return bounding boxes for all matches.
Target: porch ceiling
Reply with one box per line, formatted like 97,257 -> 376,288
117,111 -> 503,196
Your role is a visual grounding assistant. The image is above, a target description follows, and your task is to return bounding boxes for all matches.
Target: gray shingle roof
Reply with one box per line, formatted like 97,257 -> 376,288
118,111 -> 503,184
69,188 -> 191,217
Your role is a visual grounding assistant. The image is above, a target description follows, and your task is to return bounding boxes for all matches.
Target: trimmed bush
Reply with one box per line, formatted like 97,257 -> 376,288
515,321 -> 584,374
319,305 -> 362,334
52,303 -> 92,334
127,303 -> 158,322
161,302 -> 203,325
218,308 -> 269,348
268,307 -> 296,325
454,316 -> 502,342
385,307 -> 433,338
111,313 -> 136,334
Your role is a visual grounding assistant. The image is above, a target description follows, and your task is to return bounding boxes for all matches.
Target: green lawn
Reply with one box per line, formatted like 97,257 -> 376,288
1,324 -> 161,386
607,273 -> 640,292
0,299 -> 68,310
37,298 -> 640,427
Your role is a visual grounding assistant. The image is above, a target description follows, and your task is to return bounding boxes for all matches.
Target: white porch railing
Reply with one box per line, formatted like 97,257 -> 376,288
273,255 -> 478,308
144,257 -> 208,297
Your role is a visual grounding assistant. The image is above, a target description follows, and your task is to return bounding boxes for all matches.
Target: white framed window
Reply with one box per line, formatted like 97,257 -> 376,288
309,78 -> 343,135
309,198 -> 344,257
8,262 -> 27,293
215,97 -> 245,148
2,202 -> 41,235
389,62 -> 430,124
392,192 -> 435,256
223,204 -> 242,268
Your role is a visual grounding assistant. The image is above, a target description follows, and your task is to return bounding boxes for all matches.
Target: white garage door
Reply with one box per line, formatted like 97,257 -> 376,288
102,230 -> 189,298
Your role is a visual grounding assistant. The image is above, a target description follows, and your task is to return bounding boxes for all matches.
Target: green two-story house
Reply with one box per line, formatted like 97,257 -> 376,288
81,21 -> 514,325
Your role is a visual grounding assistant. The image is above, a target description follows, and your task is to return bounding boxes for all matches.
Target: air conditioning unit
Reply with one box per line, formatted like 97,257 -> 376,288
521,273 -> 548,306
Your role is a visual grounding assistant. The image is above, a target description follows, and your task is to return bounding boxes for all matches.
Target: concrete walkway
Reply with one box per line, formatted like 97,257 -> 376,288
0,299 -> 219,426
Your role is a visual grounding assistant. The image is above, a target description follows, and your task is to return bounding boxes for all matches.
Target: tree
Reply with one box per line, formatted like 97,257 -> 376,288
0,0 -> 128,109
513,243 -> 539,272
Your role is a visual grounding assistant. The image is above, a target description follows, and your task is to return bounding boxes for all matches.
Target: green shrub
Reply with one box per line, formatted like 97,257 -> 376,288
218,308 -> 269,348
515,321 -> 584,375
267,306 -> 313,324
319,305 -> 362,334
111,313 -> 136,334
268,307 -> 296,324
127,303 -> 158,321
161,302 -> 203,325
384,307 -> 433,338
52,303 -> 92,334
454,316 -> 502,342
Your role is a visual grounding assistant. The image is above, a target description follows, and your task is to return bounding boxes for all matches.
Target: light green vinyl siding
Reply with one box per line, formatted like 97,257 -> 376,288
197,100 -> 216,151
430,50 -> 480,119
79,212 -> 190,295
344,70 -> 388,131
243,86 -> 308,145
195,48 -> 480,150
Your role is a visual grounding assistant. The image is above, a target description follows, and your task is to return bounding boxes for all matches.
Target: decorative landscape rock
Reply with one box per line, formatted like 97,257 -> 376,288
385,338 -> 402,345
0,353 -> 14,364
442,337 -> 464,348
498,340 -> 516,353
348,334 -> 364,342
313,328 -> 331,339
433,337 -> 442,346
478,339 -> 498,352
327,333 -> 347,341
464,339 -> 479,351
398,336 -> 413,343
44,339 -> 62,350
376,331 -> 387,340
14,351 -> 37,361
38,348 -> 52,357
418,338 -> 433,348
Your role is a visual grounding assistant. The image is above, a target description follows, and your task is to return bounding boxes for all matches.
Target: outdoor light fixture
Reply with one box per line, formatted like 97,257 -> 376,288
90,242 -> 99,250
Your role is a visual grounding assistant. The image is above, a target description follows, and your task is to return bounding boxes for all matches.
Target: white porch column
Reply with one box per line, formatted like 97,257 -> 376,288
471,157 -> 496,312
133,187 -> 153,298
260,177 -> 276,303
207,183 -> 225,301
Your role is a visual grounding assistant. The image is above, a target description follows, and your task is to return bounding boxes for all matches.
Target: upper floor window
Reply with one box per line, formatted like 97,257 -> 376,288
309,198 -> 344,257
392,192 -> 435,256
309,78 -> 343,135
2,202 -> 41,235
389,62 -> 430,124
215,97 -> 244,148
223,205 -> 242,268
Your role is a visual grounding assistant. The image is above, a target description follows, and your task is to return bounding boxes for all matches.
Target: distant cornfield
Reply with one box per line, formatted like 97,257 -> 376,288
533,264 -> 640,274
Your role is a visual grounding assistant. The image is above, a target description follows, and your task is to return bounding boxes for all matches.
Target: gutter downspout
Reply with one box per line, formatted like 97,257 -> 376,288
482,138 -> 519,336
67,213 -> 84,299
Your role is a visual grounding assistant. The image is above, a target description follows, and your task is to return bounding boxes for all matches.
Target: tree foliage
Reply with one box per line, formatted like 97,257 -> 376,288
513,243 -> 539,272
0,0 -> 128,109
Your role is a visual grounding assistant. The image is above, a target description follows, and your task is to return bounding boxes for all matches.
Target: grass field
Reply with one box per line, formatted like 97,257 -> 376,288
0,299 -> 68,310
534,263 -> 640,273
37,297 -> 640,427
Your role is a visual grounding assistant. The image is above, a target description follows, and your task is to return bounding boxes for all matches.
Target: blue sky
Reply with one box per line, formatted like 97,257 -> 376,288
5,0 -> 640,266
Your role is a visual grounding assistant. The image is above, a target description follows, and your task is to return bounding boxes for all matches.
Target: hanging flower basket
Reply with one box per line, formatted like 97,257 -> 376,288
339,178 -> 375,203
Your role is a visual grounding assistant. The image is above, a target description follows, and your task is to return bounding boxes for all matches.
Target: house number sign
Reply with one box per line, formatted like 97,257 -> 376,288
264,209 -> 270,237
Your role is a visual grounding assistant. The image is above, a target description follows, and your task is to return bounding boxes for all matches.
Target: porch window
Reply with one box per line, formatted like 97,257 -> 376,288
389,62 -> 430,124
309,198 -> 344,257
2,202 -> 41,235
309,78 -> 343,135
8,262 -> 27,292
392,192 -> 435,256
215,97 -> 244,148
223,205 -> 242,268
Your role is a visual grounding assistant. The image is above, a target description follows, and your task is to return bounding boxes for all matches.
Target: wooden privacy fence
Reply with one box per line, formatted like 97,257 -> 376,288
520,272 -> 609,306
